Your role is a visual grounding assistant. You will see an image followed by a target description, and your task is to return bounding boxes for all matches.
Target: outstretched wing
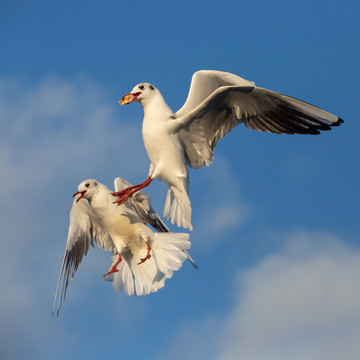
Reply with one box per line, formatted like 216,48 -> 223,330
174,70 -> 343,169
114,177 -> 169,232
53,198 -> 115,316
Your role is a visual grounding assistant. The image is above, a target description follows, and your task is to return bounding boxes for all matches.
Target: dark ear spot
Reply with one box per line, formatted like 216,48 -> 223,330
150,85 -> 154,90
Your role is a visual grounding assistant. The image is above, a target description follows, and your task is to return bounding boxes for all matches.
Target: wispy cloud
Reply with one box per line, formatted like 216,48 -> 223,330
0,76 -> 149,358
191,156 -> 252,247
158,231 -> 360,360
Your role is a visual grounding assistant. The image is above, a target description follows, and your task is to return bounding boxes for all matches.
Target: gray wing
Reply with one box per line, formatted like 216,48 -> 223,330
53,198 -> 115,316
114,177 -> 169,232
174,70 -> 343,169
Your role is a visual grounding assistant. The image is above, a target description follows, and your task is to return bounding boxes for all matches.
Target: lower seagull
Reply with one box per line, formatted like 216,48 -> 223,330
53,177 -> 196,316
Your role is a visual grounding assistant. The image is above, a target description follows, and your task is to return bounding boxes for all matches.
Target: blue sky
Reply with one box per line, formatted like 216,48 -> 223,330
1,1 -> 359,359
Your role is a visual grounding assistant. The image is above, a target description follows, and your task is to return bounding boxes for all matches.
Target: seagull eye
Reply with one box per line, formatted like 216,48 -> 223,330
139,85 -> 144,90
85,183 -> 90,188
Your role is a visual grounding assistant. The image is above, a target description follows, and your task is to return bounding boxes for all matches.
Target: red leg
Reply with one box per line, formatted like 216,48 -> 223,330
104,253 -> 122,277
111,182 -> 145,197
112,176 -> 153,206
138,242 -> 151,265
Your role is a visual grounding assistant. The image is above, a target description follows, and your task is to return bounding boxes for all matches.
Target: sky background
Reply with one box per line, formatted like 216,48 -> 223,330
1,1 -> 359,359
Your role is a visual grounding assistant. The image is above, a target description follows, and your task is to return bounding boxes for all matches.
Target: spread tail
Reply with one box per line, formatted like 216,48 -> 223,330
104,232 -> 192,296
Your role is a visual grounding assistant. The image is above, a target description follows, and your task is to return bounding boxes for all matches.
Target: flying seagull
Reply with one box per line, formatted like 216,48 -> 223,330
53,177 -> 194,316
113,70 -> 343,231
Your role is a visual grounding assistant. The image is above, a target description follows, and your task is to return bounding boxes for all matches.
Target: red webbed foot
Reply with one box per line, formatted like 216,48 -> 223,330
112,176 -> 153,206
112,191 -> 131,206
112,188 -> 131,198
138,242 -> 151,265
104,253 -> 122,276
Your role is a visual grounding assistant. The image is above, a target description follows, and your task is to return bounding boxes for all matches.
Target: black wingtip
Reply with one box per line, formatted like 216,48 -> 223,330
191,262 -> 200,271
333,117 -> 344,126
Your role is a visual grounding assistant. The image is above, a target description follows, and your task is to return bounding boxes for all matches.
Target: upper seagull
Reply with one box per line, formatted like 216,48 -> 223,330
113,70 -> 343,231
53,177 -> 194,316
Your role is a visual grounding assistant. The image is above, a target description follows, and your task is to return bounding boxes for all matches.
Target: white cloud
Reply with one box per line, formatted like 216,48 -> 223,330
159,232 -> 360,360
0,75 -> 148,240
0,76 -> 150,358
218,232 -> 360,360
191,157 -> 251,246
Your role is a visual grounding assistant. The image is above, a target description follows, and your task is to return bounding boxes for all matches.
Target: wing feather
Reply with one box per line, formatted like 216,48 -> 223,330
53,198 -> 114,316
175,70 -> 255,118
173,71 -> 342,169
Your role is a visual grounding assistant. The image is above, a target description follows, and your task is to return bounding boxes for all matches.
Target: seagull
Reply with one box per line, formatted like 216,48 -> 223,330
113,70 -> 343,231
53,177 -> 194,316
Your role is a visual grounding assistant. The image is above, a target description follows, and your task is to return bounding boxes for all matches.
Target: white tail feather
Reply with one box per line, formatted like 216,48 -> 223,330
151,232 -> 190,278
104,232 -> 191,296
163,186 -> 193,231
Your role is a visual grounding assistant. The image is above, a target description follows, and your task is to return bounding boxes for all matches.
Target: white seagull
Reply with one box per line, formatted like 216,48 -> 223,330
53,177 -> 195,316
113,70 -> 343,231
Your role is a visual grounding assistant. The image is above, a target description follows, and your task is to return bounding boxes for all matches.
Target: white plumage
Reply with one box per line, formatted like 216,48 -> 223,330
53,178 -> 194,316
115,70 -> 343,230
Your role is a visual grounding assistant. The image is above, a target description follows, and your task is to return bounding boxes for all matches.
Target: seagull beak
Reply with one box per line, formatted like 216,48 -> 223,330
73,190 -> 87,202
119,92 -> 142,105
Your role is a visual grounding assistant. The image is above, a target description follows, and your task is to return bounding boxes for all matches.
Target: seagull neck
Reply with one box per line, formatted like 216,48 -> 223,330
89,187 -> 112,211
142,96 -> 173,119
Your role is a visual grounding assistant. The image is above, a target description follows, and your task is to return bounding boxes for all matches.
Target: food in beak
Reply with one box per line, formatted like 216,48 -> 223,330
73,190 -> 87,202
119,92 -> 141,105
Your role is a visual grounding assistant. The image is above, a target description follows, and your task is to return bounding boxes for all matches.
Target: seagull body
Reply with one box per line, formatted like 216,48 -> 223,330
116,70 -> 343,231
53,178 -> 193,316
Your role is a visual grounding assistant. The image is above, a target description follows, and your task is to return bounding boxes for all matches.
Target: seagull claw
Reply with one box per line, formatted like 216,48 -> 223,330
104,253 -> 122,277
138,242 -> 151,265
111,189 -> 129,197
112,188 -> 132,205
112,177 -> 153,205
113,194 -> 130,206
104,267 -> 119,277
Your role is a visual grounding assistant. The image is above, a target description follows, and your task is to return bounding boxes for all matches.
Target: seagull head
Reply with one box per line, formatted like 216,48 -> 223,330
119,82 -> 158,106
73,179 -> 98,202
